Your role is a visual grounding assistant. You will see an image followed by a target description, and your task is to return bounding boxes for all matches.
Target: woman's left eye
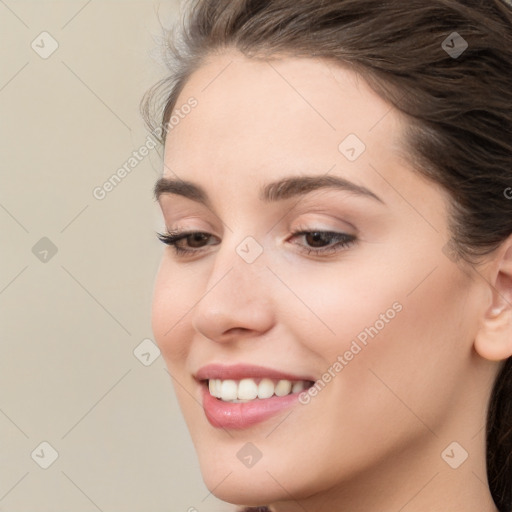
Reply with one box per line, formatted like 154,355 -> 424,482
289,230 -> 356,256
156,230 -> 218,256
156,229 -> 356,257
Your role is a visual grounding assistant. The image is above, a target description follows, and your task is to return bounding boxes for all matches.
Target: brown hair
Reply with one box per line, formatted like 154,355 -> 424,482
141,1 -> 512,510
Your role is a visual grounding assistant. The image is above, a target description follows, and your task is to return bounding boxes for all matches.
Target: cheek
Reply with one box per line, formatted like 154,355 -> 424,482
320,262 -> 473,436
151,261 -> 197,365
277,251 -> 473,430
272,256 -> 404,359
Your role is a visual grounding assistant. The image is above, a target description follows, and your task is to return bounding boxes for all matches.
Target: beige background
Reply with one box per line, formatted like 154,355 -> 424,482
0,1 -> 227,510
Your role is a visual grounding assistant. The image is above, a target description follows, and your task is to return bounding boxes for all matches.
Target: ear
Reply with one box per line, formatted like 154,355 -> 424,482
474,235 -> 512,361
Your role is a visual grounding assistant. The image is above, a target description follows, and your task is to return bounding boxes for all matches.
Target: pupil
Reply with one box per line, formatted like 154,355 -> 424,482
189,233 -> 207,247
307,232 -> 328,247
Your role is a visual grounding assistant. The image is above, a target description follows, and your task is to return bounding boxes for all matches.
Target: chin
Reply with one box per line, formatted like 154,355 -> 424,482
201,473 -> 282,508
196,447 -> 331,508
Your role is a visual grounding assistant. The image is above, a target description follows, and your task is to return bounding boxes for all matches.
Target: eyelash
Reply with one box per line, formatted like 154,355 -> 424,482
156,227 -> 356,257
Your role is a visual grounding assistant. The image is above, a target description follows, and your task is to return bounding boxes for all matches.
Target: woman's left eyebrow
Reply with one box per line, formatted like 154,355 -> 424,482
154,174 -> 385,206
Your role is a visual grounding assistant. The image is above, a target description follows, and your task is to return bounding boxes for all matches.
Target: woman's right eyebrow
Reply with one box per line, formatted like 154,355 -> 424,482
154,174 -> 385,207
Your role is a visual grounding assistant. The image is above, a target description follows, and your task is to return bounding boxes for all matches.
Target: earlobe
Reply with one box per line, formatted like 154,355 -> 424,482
474,308 -> 512,361
474,236 -> 512,362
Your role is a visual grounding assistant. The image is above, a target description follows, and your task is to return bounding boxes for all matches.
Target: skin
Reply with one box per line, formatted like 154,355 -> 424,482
152,50 -> 512,512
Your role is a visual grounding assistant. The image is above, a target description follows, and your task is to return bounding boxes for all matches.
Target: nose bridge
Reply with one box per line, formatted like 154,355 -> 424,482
190,234 -> 274,339
206,234 -> 269,305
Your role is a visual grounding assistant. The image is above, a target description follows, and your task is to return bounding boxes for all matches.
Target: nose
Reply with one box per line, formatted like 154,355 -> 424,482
190,239 -> 276,343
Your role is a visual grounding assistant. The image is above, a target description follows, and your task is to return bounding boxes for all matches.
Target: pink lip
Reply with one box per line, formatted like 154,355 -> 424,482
194,363 -> 315,382
195,364 -> 315,430
200,383 -> 306,429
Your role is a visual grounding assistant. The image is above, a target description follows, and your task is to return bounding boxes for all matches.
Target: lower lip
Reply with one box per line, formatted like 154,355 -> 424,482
200,383 -> 305,429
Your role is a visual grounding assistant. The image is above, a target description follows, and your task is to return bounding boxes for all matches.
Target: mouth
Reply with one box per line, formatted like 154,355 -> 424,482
195,364 -> 316,429
203,377 -> 315,403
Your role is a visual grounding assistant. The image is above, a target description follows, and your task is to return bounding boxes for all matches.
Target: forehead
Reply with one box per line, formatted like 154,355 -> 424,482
159,51 -> 420,218
164,51 -> 405,166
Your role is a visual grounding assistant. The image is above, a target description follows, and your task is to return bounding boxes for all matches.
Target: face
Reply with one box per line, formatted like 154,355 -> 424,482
152,52 -> 488,506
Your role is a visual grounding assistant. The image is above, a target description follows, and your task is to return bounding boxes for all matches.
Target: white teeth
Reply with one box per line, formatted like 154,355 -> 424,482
221,380 -> 238,401
257,378 -> 274,399
209,379 -> 223,398
207,378 -> 310,402
210,379 -> 218,398
275,380 -> 292,397
238,378 -> 258,400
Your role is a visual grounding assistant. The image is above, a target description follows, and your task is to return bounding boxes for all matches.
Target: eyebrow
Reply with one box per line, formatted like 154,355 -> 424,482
154,174 -> 384,207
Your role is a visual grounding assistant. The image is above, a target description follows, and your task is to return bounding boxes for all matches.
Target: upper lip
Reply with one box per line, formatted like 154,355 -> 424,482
195,363 -> 315,382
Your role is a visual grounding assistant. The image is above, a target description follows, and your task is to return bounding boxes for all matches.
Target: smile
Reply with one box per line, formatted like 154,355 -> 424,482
195,364 -> 315,429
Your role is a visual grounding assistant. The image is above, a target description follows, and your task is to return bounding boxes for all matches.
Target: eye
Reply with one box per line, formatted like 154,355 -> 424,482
156,230 -> 217,256
288,229 -> 356,256
156,228 -> 356,257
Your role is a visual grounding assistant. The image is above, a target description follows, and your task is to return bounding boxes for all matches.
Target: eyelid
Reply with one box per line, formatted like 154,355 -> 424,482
286,203 -> 359,231
161,201 -> 359,231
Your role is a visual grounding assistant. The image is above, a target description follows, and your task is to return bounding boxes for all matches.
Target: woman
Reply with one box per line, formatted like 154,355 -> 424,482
142,1 -> 512,511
